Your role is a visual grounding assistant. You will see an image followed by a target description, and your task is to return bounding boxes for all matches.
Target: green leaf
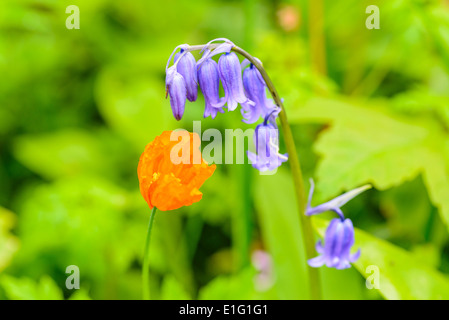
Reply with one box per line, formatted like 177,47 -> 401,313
313,218 -> 449,299
1,275 -> 63,300
198,268 -> 271,300
315,122 -> 425,196
379,177 -> 433,242
160,275 -> 191,300
12,130 -> 106,180
0,207 -> 19,272
254,170 -> 309,299
290,97 -> 449,229
68,289 -> 92,300
14,176 -> 135,281
95,67 -> 175,151
320,266 -> 373,300
422,147 -> 449,231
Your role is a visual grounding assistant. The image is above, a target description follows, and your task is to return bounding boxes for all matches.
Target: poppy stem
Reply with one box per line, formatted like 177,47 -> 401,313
142,207 -> 157,300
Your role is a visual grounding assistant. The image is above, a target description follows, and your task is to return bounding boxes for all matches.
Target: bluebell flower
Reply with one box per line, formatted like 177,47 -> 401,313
218,52 -> 254,111
197,58 -> 225,119
308,218 -> 361,269
175,49 -> 198,102
165,65 -> 186,121
241,63 -> 277,124
247,114 -> 288,171
306,179 -> 371,269
164,40 -> 290,171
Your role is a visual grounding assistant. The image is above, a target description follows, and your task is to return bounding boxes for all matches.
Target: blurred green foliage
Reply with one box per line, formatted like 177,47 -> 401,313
1,0 -> 449,300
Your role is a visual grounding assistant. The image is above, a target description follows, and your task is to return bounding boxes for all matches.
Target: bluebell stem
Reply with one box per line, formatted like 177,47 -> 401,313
197,58 -> 225,119
306,179 -> 371,269
197,38 -> 235,66
165,65 -> 187,121
175,49 -> 198,102
164,39 -> 322,298
241,62 -> 277,124
165,44 -> 189,70
247,112 -> 288,172
218,52 -> 254,111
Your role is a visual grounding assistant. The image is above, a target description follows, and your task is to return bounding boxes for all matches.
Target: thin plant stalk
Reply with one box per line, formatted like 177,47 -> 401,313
184,43 -> 321,299
230,0 -> 256,270
142,207 -> 157,300
232,47 -> 322,300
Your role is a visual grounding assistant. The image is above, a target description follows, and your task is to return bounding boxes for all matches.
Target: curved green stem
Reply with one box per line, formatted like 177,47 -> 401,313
142,207 -> 157,300
183,43 -> 321,299
277,107 -> 322,300
236,48 -> 322,300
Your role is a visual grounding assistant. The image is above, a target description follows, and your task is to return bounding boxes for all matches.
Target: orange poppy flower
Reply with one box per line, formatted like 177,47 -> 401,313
137,130 -> 215,211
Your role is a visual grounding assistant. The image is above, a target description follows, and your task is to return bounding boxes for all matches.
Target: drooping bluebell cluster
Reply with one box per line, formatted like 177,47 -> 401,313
306,180 -> 371,269
165,38 -> 288,171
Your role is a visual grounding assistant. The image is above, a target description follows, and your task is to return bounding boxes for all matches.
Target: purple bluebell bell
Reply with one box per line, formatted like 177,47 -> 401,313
241,63 -> 277,124
308,218 -> 361,269
247,115 -> 288,171
197,58 -> 225,119
165,66 -> 186,121
174,49 -> 198,102
306,179 -> 371,269
218,52 -> 254,111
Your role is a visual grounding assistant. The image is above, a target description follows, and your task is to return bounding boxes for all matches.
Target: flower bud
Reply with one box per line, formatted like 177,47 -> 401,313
166,66 -> 187,121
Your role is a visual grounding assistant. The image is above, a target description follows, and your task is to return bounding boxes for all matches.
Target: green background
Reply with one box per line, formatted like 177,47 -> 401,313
1,0 -> 449,300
